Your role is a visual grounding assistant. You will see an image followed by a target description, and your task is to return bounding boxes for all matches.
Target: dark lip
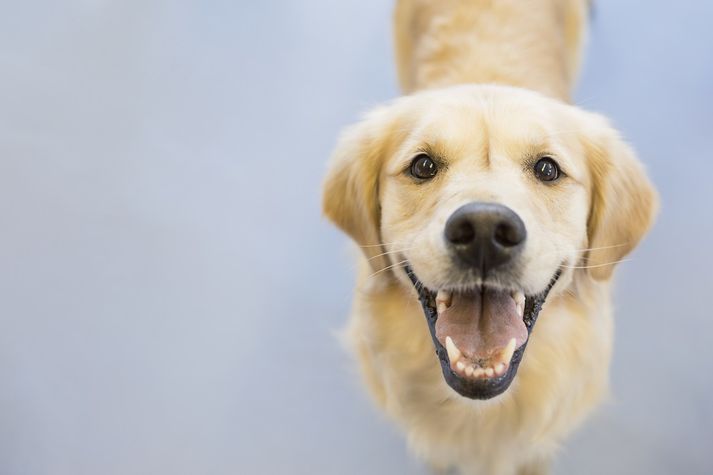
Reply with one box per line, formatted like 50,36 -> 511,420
405,265 -> 562,400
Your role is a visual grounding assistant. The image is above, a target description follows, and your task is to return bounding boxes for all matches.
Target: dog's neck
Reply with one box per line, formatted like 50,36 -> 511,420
393,0 -> 588,101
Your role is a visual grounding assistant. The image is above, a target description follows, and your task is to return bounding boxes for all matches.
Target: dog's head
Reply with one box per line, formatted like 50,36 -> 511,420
323,85 -> 657,399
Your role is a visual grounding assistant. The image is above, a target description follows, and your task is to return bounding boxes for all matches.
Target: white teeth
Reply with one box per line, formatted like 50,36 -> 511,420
445,336 -> 462,363
500,338 -> 517,365
436,290 -> 452,314
436,289 -> 452,303
448,336 -> 517,380
512,290 -> 525,316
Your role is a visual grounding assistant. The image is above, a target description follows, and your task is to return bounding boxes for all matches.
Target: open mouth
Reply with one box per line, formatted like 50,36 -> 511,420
405,266 -> 561,400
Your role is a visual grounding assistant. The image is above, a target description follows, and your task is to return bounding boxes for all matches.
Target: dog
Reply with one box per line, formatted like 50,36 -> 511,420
322,1 -> 658,473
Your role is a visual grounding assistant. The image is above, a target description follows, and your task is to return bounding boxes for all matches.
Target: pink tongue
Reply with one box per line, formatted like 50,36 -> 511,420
435,288 -> 527,360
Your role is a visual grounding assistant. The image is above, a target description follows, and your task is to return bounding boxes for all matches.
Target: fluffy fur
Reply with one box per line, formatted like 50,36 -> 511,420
323,1 -> 658,474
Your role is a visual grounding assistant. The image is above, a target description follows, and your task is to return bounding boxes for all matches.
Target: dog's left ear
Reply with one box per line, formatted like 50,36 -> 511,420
322,106 -> 401,271
579,112 -> 659,280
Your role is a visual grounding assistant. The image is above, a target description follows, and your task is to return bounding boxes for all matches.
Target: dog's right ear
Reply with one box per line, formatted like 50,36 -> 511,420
322,106 -> 400,271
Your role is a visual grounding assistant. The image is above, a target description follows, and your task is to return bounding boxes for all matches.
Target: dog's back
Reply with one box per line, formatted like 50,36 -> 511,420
393,0 -> 589,100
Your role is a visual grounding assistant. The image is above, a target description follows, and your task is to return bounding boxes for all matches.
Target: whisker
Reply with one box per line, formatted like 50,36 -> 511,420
573,243 -> 628,253
367,259 -> 409,279
559,258 -> 632,270
357,241 -> 406,249
367,247 -> 416,261
538,242 -> 629,259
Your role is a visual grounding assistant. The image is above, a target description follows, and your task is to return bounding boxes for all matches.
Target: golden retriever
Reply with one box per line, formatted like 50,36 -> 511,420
322,0 -> 658,473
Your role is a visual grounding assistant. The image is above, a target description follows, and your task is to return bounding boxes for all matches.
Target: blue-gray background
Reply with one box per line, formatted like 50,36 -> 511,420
1,1 -> 711,474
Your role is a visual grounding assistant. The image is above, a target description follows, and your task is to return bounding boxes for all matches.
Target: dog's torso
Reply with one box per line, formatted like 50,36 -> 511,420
393,0 -> 588,100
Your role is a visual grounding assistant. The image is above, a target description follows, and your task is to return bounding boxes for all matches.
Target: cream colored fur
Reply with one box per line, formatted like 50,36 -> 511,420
323,1 -> 658,474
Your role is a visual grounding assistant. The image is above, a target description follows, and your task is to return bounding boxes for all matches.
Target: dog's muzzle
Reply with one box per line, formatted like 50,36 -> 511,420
403,201 -> 560,400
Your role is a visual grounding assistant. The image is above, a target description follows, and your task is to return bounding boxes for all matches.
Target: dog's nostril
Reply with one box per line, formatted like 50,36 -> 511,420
446,220 -> 476,245
494,221 -> 525,247
444,202 -> 526,272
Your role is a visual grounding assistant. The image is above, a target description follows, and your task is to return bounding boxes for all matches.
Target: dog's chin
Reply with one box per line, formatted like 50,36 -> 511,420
404,265 -> 561,400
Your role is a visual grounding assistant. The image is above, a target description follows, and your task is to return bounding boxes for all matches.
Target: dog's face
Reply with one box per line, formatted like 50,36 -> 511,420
324,85 -> 657,399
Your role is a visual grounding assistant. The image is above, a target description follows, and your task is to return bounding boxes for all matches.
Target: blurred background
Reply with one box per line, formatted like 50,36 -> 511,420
1,1 -> 711,474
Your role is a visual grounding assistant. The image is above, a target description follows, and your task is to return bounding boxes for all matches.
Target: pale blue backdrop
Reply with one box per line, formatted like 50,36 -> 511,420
1,1 -> 711,474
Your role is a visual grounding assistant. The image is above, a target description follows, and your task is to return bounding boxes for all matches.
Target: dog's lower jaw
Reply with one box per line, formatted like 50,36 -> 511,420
404,266 -> 562,400
346,268 -> 613,475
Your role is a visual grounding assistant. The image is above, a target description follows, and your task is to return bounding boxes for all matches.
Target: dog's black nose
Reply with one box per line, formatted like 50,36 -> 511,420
444,202 -> 526,273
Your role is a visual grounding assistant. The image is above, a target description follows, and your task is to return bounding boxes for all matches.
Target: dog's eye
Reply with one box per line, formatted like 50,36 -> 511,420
533,157 -> 560,182
410,154 -> 438,180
